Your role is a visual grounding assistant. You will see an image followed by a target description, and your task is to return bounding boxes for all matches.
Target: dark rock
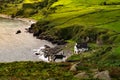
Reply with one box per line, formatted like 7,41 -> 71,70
28,23 -> 36,33
33,30 -> 42,36
47,37 -> 54,42
16,30 -> 21,34
35,53 -> 40,55
25,28 -> 29,31
51,40 -> 58,44
28,27 -> 34,33
44,45 -> 51,48
57,39 -> 66,45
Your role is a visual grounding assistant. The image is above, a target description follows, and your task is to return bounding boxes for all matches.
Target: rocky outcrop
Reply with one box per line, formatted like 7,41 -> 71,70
69,62 -> 81,71
74,72 -> 89,79
28,24 -> 66,45
69,64 -> 77,71
38,34 -> 66,45
90,68 -> 99,75
94,70 -> 111,80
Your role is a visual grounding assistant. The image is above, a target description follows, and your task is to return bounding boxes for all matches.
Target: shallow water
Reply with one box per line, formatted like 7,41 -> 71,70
0,17 -> 54,62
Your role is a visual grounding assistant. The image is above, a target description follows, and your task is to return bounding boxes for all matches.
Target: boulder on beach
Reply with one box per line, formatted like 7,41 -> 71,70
16,30 -> 21,34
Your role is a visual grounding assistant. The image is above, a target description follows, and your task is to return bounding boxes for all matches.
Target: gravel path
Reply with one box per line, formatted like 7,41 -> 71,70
0,17 -> 54,62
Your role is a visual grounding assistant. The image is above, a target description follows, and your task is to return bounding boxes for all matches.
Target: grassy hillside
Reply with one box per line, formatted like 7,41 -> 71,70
19,0 -> 120,76
0,61 -> 76,80
26,0 -> 120,45
0,0 -> 120,79
24,0 -> 41,3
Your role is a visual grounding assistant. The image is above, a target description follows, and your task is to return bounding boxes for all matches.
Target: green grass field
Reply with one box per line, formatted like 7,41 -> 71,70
24,0 -> 42,3
0,0 -> 120,79
0,61 -> 76,80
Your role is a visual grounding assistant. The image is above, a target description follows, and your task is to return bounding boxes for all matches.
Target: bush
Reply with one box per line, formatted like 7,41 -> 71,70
109,67 -> 120,79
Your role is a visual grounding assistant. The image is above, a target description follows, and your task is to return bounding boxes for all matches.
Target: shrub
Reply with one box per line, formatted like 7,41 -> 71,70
109,67 -> 120,79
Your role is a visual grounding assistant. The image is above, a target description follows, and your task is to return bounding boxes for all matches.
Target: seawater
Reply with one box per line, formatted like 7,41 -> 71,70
0,17 -> 54,62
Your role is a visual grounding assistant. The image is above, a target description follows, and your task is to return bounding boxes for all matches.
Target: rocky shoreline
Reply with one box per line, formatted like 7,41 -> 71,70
0,16 -> 56,62
28,25 -> 67,45
0,14 -> 68,62
37,34 -> 66,45
0,14 -> 66,45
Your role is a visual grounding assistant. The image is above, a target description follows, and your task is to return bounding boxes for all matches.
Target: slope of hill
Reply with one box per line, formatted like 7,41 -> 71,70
0,0 -> 120,79
24,0 -> 41,3
26,0 -> 120,44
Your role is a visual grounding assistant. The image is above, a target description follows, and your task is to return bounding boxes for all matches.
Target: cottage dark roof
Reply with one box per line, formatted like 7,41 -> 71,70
76,42 -> 88,48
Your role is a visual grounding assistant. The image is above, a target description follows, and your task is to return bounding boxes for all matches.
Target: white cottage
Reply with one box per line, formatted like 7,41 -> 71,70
74,42 -> 88,54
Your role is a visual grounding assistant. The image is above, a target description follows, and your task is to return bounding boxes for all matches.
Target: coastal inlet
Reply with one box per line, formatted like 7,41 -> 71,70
0,17 -> 55,62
